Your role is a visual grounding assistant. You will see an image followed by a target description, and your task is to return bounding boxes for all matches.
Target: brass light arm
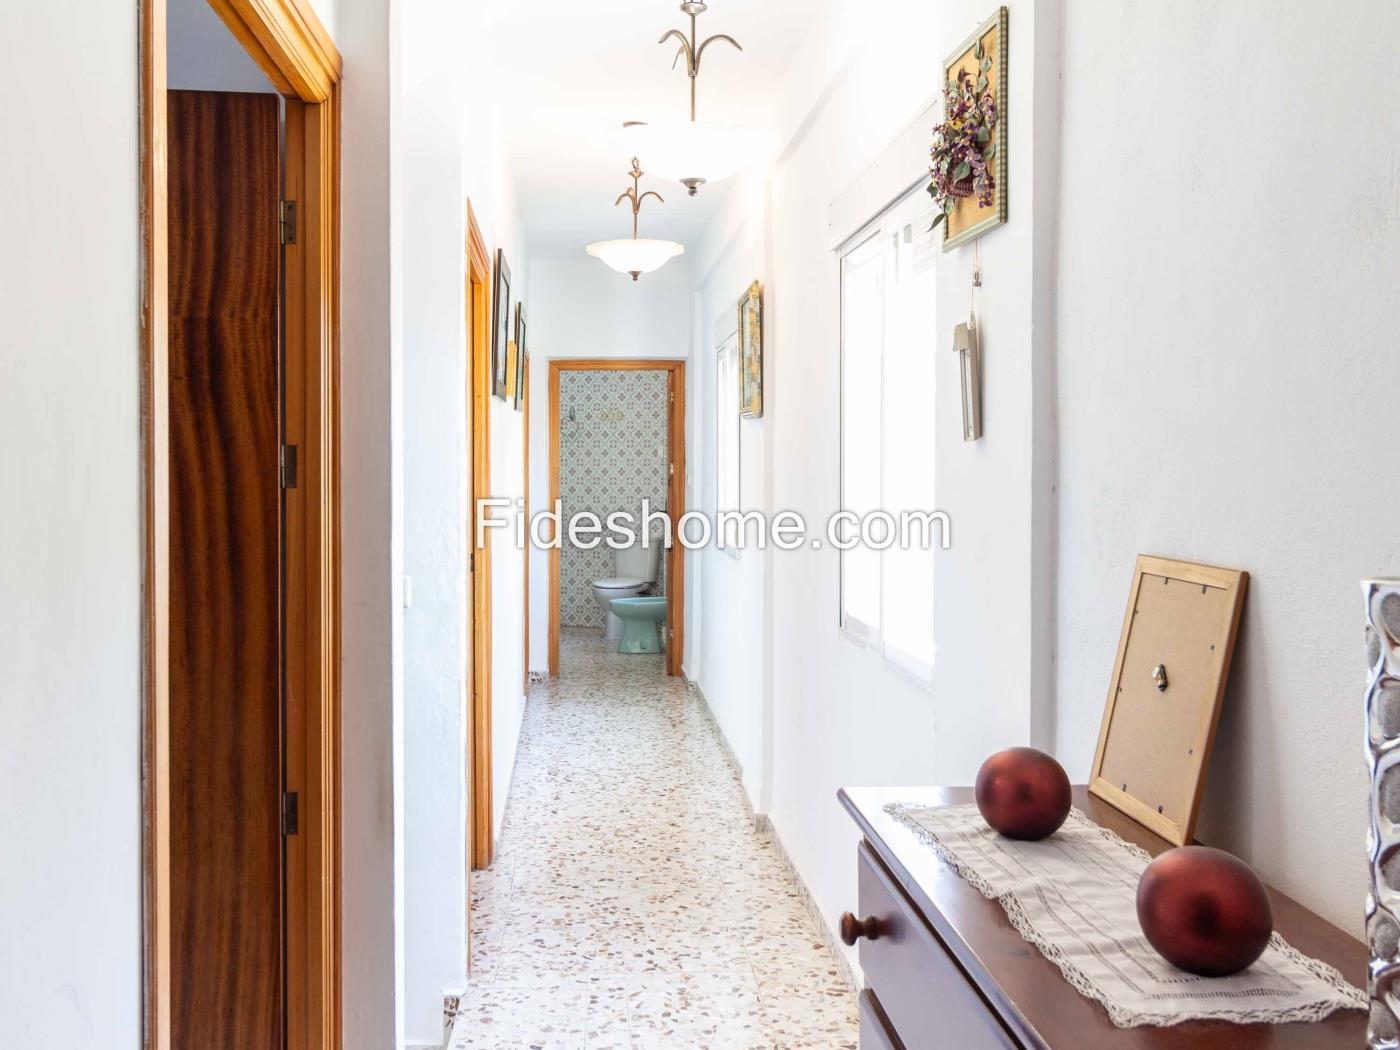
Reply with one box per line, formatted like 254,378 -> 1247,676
657,2 -> 743,121
614,159 -> 665,239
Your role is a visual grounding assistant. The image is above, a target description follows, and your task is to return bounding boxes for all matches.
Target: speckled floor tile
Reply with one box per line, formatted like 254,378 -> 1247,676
448,629 -> 856,1049
758,984 -> 860,1050
448,976 -> 630,1049
625,972 -> 769,1049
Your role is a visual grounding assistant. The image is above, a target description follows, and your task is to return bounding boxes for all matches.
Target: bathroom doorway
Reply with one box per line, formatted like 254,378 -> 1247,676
547,360 -> 686,678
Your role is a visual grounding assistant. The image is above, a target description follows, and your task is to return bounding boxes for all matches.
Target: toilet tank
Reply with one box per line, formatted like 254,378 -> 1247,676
615,537 -> 661,583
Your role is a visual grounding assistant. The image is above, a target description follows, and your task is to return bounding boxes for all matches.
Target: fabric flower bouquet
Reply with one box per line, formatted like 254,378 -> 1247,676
928,62 -> 999,229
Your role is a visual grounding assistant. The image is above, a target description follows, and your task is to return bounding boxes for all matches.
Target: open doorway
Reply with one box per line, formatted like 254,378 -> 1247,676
547,360 -> 686,679
166,80 -> 283,1049
140,2 -> 342,1049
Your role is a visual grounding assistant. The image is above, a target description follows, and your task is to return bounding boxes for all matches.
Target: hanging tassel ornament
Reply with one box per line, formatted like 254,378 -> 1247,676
953,245 -> 984,441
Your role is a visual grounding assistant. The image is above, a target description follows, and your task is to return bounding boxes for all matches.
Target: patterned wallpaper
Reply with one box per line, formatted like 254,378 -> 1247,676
559,370 -> 670,627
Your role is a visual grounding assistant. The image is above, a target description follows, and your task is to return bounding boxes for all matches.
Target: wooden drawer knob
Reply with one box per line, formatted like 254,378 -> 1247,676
840,912 -> 879,946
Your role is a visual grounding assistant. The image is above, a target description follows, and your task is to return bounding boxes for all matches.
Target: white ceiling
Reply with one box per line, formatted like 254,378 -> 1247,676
487,0 -> 813,258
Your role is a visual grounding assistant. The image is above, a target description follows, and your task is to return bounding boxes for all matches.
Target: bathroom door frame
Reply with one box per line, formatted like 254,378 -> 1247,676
547,359 -> 686,678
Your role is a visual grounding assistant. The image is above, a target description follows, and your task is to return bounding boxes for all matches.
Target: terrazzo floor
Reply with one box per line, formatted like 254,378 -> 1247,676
447,628 -> 859,1049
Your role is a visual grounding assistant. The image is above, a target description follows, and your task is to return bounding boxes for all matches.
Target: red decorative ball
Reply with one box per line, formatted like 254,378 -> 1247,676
1136,846 -> 1273,976
974,747 -> 1072,840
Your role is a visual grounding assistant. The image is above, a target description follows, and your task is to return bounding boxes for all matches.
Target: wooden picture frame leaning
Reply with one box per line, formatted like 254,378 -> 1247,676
1089,555 -> 1248,846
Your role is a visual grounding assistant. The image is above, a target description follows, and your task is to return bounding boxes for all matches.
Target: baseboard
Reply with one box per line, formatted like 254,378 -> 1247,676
686,676 -> 862,997
762,810 -> 862,995
686,676 -> 758,823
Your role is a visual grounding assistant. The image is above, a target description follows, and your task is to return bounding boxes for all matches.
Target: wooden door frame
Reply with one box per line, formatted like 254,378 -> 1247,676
466,203 -> 494,870
547,359 -> 686,679
141,3 -> 343,1050
522,355 -> 531,693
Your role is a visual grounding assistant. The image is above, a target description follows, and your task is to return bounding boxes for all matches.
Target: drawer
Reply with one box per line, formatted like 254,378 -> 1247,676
857,841 -> 1018,1050
858,989 -> 904,1050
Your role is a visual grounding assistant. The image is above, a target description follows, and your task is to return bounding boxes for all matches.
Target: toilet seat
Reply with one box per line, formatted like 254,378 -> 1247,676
593,576 -> 646,590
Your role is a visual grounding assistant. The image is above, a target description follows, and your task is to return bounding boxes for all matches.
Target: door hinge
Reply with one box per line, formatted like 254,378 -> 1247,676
279,200 -> 298,245
281,792 -> 299,836
280,444 -> 298,489
470,550 -> 476,574
668,462 -> 675,477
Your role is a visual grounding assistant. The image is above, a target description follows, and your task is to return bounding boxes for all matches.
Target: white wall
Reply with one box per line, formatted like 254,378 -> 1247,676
399,0 -> 467,1042
168,0 -> 276,93
338,0 -> 399,1044
692,0 -> 1399,957
399,0 -> 531,1044
1051,0 -> 1400,936
525,258 -> 694,675
0,3 -> 142,1046
690,0 -> 1057,973
690,171 -> 772,810
0,0 -> 401,1045
0,0 -> 504,1047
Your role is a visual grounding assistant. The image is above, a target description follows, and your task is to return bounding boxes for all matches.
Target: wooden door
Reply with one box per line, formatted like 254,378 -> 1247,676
167,89 -> 284,1050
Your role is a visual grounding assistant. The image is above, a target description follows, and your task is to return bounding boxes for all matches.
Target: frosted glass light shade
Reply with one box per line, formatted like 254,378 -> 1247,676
620,120 -> 751,195
585,237 -> 685,280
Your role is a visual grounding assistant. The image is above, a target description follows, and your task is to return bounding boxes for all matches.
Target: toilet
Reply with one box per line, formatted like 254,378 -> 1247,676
610,596 -> 667,654
591,538 -> 662,640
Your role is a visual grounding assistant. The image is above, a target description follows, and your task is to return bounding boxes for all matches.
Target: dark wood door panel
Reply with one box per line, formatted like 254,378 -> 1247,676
167,88 -> 282,1050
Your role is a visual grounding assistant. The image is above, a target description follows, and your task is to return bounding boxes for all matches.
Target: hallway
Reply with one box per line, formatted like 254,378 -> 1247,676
449,630 -> 858,1048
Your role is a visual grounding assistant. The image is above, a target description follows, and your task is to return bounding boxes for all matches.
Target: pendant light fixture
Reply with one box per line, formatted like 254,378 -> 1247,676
585,158 -> 685,281
621,1 -> 747,196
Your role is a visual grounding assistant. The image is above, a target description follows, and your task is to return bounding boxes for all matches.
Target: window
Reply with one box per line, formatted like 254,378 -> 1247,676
839,189 -> 939,683
715,331 -> 741,556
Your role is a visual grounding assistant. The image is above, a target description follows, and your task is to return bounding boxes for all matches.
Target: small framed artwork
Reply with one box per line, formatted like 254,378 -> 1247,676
939,7 -> 1008,251
513,303 -> 527,412
737,280 -> 762,419
504,340 -> 519,404
491,249 -> 511,400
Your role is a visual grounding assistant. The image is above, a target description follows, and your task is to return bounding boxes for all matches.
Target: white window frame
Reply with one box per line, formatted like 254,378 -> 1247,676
836,184 -> 939,686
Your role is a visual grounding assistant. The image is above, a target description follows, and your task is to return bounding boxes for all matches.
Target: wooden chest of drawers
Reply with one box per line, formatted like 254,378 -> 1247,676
839,785 -> 1366,1050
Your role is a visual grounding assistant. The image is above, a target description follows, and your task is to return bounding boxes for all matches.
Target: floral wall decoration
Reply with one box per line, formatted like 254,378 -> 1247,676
932,6 -> 1008,250
738,280 -> 762,419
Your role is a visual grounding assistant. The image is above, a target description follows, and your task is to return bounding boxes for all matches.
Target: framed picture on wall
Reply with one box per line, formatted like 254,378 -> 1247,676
939,6 -> 1008,250
513,303 -> 527,411
738,280 -> 762,418
492,249 -> 511,400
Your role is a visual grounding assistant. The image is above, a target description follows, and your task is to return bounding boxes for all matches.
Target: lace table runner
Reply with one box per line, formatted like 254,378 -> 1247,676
885,802 -> 1366,1028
